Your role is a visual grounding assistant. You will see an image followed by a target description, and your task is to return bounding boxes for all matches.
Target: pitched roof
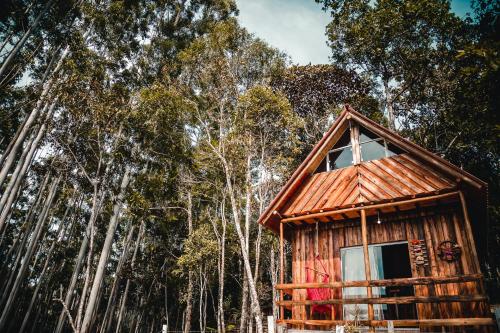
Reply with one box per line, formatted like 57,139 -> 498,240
258,105 -> 487,234
281,153 -> 456,218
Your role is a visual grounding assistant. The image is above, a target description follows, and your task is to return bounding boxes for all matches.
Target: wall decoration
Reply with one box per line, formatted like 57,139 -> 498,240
437,240 -> 461,261
409,239 -> 429,267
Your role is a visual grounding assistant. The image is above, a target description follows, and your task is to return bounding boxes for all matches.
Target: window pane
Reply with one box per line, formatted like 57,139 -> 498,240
333,130 -> 352,149
329,147 -> 352,170
359,127 -> 380,143
341,247 -> 368,320
361,140 -> 386,162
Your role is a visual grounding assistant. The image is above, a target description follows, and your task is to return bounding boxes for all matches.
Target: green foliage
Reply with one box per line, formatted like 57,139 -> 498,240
177,223 -> 219,269
237,85 -> 303,156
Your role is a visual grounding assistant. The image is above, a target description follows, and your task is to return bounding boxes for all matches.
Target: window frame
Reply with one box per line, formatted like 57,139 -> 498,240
340,240 -> 413,321
326,143 -> 353,171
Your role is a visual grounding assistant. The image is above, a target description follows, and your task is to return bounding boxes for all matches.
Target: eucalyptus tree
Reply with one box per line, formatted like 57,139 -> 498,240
178,18 -> 300,333
1,1 -> 241,331
235,85 -> 303,327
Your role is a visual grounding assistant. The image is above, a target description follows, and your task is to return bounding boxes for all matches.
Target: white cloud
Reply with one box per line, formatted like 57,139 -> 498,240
235,0 -> 331,65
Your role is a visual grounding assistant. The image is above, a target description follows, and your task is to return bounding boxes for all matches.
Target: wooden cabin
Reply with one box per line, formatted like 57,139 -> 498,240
258,106 -> 495,332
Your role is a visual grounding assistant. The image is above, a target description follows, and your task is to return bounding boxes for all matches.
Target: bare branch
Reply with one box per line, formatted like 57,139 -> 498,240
53,297 -> 78,333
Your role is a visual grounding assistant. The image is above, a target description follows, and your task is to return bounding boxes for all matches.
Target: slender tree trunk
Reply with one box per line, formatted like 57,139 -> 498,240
0,170 -> 48,274
254,225 -> 262,283
221,158 -> 264,333
0,42 -> 70,188
80,166 -> 131,333
0,173 -> 49,300
0,0 -> 54,79
0,222 -> 32,303
0,107 -> 31,168
183,191 -> 194,333
383,79 -> 395,130
240,154 -> 253,333
100,224 -> 136,333
0,98 -> 56,232
0,175 -> 49,299
55,221 -> 90,333
19,211 -> 70,333
76,169 -> 109,331
0,29 -> 15,55
164,266 -> 169,333
0,40 -> 59,168
29,301 -> 42,333
115,222 -> 143,333
198,267 -> 207,333
270,243 -> 278,320
240,274 -> 249,333
218,202 -> 226,333
209,197 -> 226,333
0,176 -> 60,331
254,161 -> 266,288
76,211 -> 97,331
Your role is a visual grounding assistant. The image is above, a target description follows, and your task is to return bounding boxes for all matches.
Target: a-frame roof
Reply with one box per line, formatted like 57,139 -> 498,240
258,105 -> 487,234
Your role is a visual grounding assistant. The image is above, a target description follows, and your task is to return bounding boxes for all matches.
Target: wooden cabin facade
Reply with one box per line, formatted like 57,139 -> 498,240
258,106 -> 495,332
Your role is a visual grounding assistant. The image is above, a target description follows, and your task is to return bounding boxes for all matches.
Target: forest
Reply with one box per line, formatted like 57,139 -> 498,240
0,0 -> 498,332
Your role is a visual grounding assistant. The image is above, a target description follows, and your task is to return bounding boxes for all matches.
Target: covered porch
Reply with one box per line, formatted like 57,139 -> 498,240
274,191 -> 494,331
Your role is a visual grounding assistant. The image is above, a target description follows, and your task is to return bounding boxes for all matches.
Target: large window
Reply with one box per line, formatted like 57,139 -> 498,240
341,242 -> 417,321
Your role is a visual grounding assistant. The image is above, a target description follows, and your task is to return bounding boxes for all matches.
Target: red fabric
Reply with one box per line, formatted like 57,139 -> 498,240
305,256 -> 333,315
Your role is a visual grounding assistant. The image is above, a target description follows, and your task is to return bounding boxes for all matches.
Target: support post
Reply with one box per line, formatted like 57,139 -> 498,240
361,209 -> 374,329
458,191 -> 481,274
280,221 -> 284,321
458,191 -> 488,324
350,122 -> 361,165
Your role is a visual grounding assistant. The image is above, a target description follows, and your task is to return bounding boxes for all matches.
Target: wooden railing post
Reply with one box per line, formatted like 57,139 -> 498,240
361,209 -> 375,329
279,220 -> 284,321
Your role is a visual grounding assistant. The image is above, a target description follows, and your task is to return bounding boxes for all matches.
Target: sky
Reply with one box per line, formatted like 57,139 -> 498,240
235,0 -> 474,65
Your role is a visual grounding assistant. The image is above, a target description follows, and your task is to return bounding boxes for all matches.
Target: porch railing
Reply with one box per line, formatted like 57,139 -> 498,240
274,273 -> 495,328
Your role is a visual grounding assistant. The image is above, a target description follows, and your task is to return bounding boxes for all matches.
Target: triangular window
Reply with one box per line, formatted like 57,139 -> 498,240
315,124 -> 404,173
315,130 -> 353,172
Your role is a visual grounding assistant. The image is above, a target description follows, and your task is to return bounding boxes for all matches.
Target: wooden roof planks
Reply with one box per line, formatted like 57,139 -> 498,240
279,153 -> 456,218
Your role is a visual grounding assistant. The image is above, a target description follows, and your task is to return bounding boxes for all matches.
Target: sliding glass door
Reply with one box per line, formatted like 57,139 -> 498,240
341,241 -> 416,321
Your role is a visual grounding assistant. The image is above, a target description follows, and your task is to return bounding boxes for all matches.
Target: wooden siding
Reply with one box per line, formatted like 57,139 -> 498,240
289,206 -> 489,332
282,154 -> 455,217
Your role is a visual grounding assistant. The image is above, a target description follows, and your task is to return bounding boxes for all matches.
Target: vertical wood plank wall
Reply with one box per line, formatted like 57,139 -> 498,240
289,205 -> 488,331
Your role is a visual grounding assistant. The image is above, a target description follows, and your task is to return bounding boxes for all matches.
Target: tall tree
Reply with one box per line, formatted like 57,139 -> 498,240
316,0 -> 463,129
